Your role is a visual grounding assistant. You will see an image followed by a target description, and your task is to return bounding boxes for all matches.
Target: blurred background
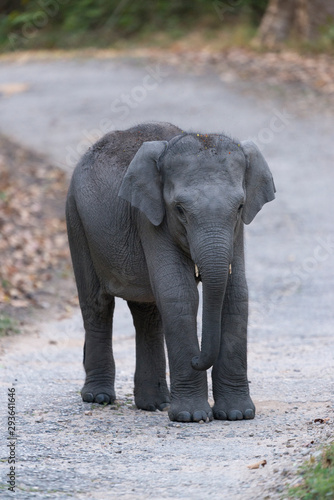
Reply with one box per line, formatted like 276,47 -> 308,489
0,4 -> 333,497
0,0 -> 334,52
0,0 -> 333,323
0,0 -> 333,330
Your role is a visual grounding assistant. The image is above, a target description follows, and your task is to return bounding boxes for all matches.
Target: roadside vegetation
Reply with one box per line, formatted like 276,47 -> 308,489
288,442 -> 334,499
0,1 -> 266,51
0,313 -> 19,336
0,135 -> 73,318
0,0 -> 333,54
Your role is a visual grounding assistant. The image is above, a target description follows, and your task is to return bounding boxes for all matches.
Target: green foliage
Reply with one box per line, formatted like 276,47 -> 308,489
0,0 -> 269,50
0,314 -> 19,336
288,442 -> 334,499
318,21 -> 334,49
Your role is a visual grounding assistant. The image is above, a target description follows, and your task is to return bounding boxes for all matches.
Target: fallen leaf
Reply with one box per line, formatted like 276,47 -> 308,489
248,459 -> 267,470
0,135 -> 70,308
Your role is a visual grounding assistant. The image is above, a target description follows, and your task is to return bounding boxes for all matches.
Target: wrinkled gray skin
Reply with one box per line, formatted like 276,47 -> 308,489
66,122 -> 275,423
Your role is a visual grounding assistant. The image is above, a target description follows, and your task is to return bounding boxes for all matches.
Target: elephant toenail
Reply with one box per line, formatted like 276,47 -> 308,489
146,404 -> 156,411
82,392 -> 94,403
193,410 -> 205,421
95,394 -> 109,404
244,408 -> 255,419
215,410 -> 227,420
229,410 -> 243,421
176,411 -> 192,422
159,403 -> 170,411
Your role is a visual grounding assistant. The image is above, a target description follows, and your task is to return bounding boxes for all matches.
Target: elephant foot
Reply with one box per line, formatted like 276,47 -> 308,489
213,392 -> 255,421
81,377 -> 116,405
168,398 -> 213,423
135,378 -> 171,412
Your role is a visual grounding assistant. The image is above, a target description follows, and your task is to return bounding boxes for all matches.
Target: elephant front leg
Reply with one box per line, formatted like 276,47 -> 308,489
162,300 -> 212,423
140,226 -> 212,423
212,266 -> 255,421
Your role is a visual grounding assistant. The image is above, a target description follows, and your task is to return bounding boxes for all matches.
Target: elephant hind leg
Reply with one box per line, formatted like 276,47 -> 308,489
127,301 -> 170,411
66,196 -> 116,404
80,293 -> 116,405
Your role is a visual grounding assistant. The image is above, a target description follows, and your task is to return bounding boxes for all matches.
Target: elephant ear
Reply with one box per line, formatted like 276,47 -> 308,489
241,140 -> 276,225
118,140 -> 168,226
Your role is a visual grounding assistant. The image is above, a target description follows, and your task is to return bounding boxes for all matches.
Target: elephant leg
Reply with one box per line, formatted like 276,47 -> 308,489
80,294 -> 116,405
139,227 -> 212,423
212,260 -> 255,421
155,277 -> 212,422
66,198 -> 116,404
162,299 -> 212,423
127,301 -> 170,411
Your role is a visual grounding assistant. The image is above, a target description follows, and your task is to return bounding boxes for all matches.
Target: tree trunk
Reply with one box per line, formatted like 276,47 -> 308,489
255,0 -> 334,48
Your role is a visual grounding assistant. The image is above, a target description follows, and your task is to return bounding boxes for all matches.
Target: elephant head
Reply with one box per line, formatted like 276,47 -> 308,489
119,133 -> 275,371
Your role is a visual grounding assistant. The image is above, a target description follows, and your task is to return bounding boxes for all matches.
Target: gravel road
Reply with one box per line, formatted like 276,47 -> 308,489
0,53 -> 333,499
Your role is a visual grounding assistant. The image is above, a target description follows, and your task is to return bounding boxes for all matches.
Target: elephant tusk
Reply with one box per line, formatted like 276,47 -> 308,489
229,263 -> 232,275
195,264 -> 200,278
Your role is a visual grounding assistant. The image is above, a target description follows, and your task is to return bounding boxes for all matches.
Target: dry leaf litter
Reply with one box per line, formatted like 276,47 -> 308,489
0,135 -> 71,309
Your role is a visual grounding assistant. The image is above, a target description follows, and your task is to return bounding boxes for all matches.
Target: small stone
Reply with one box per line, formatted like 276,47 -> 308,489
225,432 -> 235,438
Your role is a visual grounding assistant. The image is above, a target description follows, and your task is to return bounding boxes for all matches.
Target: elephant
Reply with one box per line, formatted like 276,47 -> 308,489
66,121 -> 275,423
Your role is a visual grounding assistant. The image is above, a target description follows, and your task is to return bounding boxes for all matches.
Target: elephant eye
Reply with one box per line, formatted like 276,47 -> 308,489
175,204 -> 186,220
238,203 -> 244,212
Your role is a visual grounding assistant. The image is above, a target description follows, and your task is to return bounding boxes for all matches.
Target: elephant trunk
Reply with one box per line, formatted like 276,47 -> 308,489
191,235 -> 231,371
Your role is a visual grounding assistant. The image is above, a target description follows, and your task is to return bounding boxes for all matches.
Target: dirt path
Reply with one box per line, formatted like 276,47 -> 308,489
0,54 -> 333,499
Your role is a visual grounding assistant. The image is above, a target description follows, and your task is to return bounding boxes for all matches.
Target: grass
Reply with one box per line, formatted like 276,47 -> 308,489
0,12 -> 258,53
0,314 -> 19,336
0,0 -> 333,55
288,442 -> 334,499
1,24 -> 333,58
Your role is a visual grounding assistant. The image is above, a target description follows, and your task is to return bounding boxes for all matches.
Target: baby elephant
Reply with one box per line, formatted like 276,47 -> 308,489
66,122 -> 275,423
